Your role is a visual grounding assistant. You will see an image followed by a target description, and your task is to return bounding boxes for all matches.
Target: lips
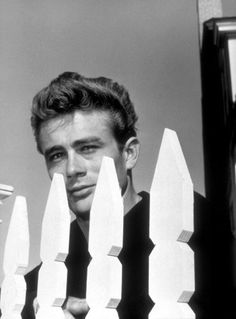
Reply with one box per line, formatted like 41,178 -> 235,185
68,185 -> 95,199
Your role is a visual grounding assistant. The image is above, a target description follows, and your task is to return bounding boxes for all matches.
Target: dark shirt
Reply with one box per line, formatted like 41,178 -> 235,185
22,191 -> 152,319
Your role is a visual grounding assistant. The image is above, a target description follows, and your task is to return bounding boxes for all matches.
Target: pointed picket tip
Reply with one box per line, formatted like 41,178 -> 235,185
89,156 -> 123,256
150,128 -> 194,241
40,173 -> 71,262
151,128 -> 193,190
3,196 -> 29,275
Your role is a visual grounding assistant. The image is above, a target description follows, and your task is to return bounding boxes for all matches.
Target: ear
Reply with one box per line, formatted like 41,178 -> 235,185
123,137 -> 140,170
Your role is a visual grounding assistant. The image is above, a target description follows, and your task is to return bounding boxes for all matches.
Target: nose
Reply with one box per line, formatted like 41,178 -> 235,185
66,151 -> 87,178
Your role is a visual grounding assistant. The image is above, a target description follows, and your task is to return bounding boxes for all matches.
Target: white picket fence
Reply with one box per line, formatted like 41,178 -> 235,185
0,128 -> 195,319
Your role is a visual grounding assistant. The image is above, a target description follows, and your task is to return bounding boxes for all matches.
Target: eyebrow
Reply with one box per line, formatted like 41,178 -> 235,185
72,137 -> 104,148
44,137 -> 104,157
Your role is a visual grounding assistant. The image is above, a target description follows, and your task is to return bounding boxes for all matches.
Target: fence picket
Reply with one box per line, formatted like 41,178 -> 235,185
36,173 -> 71,319
86,156 -> 123,319
149,128 -> 195,319
0,196 -> 29,319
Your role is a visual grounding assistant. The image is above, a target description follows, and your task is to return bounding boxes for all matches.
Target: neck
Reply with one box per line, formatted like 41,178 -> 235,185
76,217 -> 89,241
122,175 -> 141,215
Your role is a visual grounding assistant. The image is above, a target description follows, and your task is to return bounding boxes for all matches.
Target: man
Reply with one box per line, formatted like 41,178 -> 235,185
22,72 -> 152,318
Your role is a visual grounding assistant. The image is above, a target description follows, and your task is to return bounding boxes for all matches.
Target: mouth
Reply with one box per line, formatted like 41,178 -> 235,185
68,185 -> 95,199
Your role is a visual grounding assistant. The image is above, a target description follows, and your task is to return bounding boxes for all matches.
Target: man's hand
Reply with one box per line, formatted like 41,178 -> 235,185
33,296 -> 89,319
63,296 -> 89,318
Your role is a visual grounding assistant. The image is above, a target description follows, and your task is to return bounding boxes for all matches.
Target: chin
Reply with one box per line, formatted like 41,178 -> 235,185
70,199 -> 92,220
68,189 -> 94,219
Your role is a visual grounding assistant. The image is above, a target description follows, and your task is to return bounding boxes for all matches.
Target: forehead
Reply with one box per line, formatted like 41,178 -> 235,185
38,110 -> 115,152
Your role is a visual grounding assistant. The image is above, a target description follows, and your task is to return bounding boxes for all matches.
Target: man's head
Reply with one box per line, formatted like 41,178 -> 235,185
31,72 -> 138,153
31,72 -> 140,218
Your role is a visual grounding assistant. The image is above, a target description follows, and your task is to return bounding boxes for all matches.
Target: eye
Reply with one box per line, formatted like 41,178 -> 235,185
80,145 -> 98,154
48,152 -> 65,163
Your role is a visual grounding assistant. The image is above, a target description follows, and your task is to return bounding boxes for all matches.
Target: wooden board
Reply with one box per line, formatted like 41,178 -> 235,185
86,157 -> 123,319
36,173 -> 71,319
0,196 -> 29,319
149,128 -> 195,319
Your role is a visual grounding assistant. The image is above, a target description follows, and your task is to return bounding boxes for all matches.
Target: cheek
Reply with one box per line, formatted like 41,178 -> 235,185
88,157 -> 104,177
46,162 -> 66,180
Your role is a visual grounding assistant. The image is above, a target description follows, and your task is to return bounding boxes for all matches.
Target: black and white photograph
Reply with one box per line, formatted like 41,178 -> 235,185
1,1 -> 236,318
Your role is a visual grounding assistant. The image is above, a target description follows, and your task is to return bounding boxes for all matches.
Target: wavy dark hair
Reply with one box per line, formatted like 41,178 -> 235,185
31,72 -> 138,153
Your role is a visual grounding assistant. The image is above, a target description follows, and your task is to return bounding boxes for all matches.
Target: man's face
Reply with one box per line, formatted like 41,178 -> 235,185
39,110 -> 128,219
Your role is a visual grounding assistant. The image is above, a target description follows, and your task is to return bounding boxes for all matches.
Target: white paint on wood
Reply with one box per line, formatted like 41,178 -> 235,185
149,128 -> 195,319
0,196 -> 29,319
86,156 -> 123,319
36,173 -> 71,319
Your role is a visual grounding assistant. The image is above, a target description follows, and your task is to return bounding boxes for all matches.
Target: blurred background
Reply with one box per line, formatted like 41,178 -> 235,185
1,0 -> 236,281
